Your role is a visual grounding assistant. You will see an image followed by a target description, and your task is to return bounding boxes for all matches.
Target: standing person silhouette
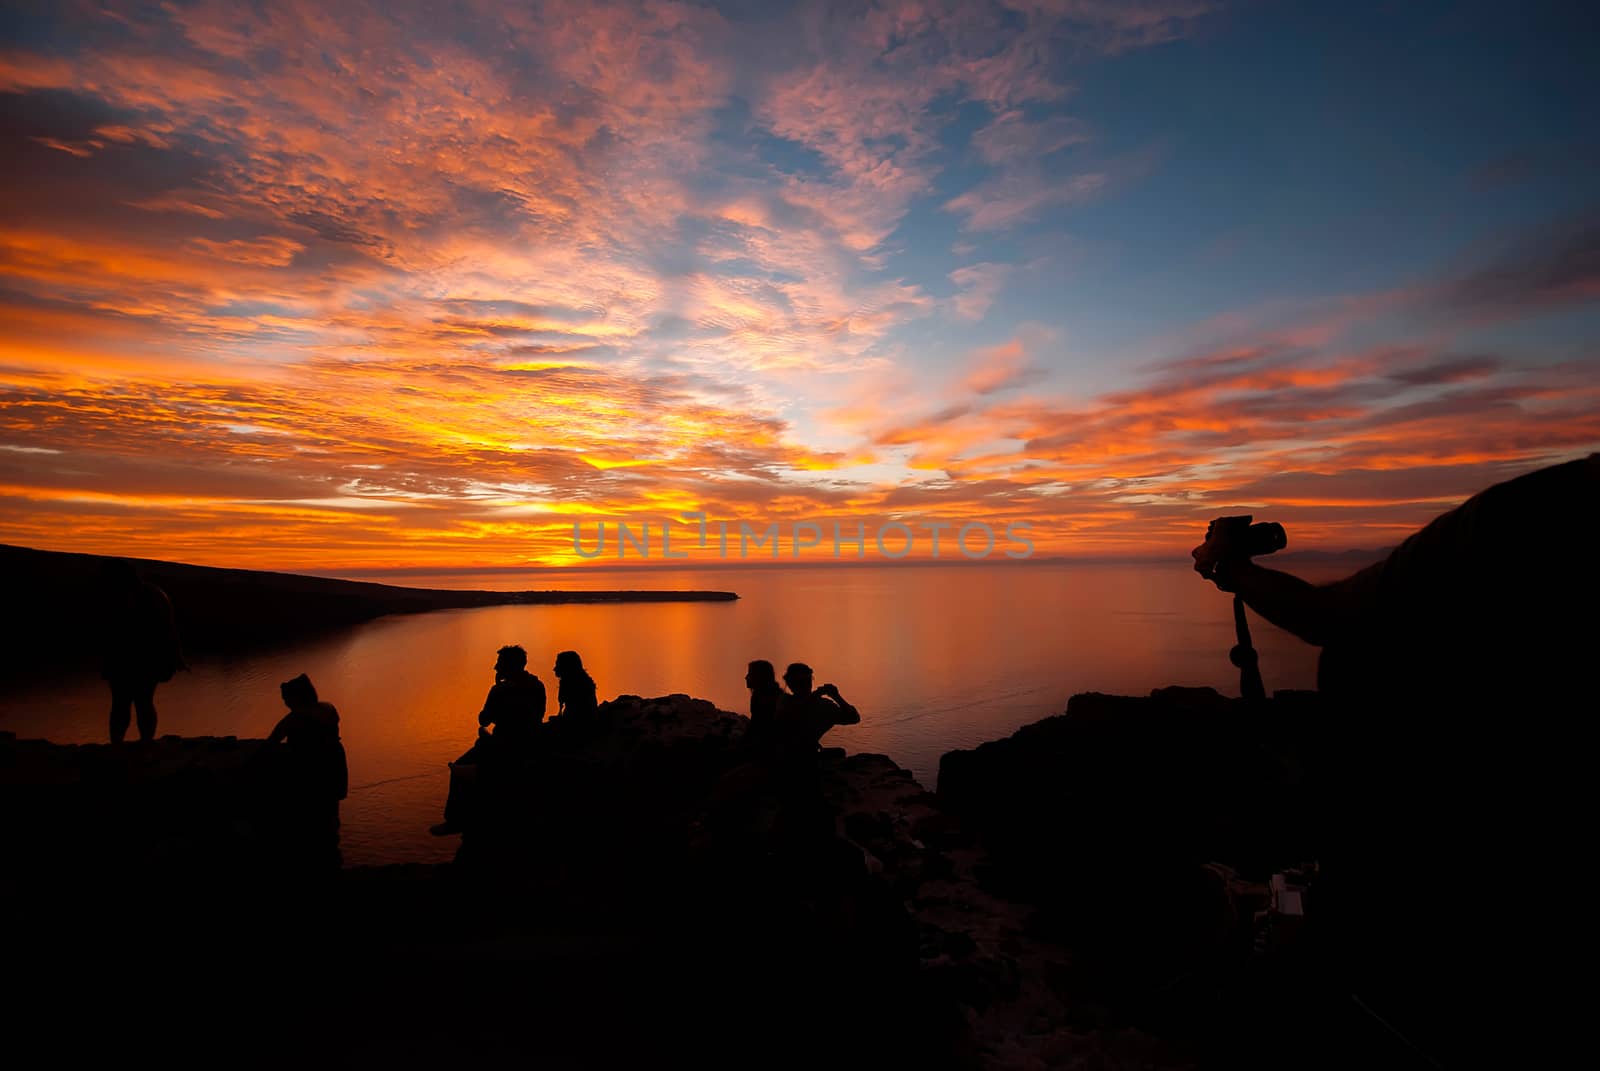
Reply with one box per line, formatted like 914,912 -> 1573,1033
94,558 -> 183,743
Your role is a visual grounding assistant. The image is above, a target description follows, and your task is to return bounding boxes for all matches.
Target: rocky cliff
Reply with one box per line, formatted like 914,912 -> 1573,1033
4,691 -> 1329,1068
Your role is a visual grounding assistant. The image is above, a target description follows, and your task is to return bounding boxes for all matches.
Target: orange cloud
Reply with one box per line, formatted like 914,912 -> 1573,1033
1,1 -> 1594,572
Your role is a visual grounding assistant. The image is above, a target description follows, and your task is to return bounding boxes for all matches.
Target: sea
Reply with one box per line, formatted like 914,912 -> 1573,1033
0,560 -> 1350,866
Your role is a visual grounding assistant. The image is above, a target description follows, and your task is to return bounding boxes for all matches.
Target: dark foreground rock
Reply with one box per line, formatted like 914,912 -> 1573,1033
441,695 -> 1187,1068
4,700 -> 1185,1069
1,731 -> 339,882
7,690 -> 1364,1068
938,687 -> 1324,887
935,687 -> 1461,1069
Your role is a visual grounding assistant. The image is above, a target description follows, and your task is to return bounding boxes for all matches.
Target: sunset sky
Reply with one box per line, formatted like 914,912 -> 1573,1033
2,0 -> 1596,572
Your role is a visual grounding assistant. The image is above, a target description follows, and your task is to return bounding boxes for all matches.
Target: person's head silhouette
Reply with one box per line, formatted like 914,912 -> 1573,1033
745,659 -> 777,691
783,662 -> 813,695
553,650 -> 585,678
494,645 -> 527,681
280,673 -> 317,709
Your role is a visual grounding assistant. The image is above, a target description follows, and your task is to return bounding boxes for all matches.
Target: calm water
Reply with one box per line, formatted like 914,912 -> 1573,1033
1,561 -> 1339,866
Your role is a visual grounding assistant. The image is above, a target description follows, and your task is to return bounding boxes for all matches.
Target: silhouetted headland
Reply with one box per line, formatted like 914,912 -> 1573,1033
1,542 -> 736,683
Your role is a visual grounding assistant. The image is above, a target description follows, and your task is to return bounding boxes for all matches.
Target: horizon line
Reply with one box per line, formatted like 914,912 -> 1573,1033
1,541 -> 1392,586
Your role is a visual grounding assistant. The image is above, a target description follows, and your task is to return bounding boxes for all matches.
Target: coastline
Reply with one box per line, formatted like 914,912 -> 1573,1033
2,542 -> 736,683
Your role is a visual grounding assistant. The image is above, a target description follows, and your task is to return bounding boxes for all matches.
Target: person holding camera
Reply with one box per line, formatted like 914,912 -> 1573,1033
1193,452 -> 1598,1064
777,662 -> 860,752
1193,452 -> 1597,708
760,663 -> 860,850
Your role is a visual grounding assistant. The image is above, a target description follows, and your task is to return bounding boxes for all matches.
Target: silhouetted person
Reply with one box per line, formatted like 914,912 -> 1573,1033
266,673 -> 348,870
94,558 -> 184,743
766,663 -> 861,850
1193,452 -> 1599,1063
476,644 -> 547,749
742,659 -> 782,762
776,662 -> 860,761
553,650 -> 598,723
698,660 -> 787,823
432,644 -> 546,836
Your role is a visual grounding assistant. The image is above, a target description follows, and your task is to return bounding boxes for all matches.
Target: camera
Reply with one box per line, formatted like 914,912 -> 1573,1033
1194,516 -> 1287,699
1194,515 -> 1287,583
1205,515 -> 1287,559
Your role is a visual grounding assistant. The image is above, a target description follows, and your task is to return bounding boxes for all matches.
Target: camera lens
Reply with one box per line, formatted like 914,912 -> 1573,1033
1246,522 -> 1287,557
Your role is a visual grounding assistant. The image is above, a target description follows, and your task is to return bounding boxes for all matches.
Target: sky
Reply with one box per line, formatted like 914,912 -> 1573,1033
1,0 -> 1596,572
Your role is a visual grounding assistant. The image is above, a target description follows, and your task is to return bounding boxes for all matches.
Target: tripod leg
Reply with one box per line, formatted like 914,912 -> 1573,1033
1232,595 -> 1267,702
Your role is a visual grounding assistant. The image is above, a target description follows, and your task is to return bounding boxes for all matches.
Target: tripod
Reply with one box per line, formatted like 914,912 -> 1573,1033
1230,594 -> 1266,702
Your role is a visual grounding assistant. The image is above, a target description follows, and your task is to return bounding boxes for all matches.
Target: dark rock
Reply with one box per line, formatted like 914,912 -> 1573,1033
943,929 -> 978,958
918,848 -> 955,882
5,692 -> 1205,1069
938,688 -> 1321,891
842,809 -> 895,846
910,810 -> 970,849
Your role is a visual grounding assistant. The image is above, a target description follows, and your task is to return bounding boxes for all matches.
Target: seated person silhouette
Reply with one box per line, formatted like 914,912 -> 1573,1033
553,650 -> 599,725
431,644 -> 546,836
776,662 -> 860,757
695,660 -> 852,853
94,558 -> 185,743
266,673 -> 348,869
1192,452 -> 1598,1064
697,660 -> 786,819
742,659 -> 783,762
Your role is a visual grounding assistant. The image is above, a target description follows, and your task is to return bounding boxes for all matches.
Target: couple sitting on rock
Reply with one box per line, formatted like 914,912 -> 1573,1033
429,644 -> 598,837
742,660 -> 860,769
697,660 -> 861,852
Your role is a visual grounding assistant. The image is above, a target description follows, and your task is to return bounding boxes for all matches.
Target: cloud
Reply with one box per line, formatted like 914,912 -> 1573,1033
961,337 -> 1043,395
949,262 -> 1012,320
1384,355 -> 1502,386
0,1 -> 1593,567
1438,218 -> 1600,321
186,236 -> 305,267
999,1 -> 1215,53
946,169 -> 1108,231
971,111 -> 1090,164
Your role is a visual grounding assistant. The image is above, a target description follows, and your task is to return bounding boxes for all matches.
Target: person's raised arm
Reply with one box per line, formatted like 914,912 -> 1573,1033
817,684 -> 860,725
1193,516 -> 1376,648
1204,558 -> 1373,648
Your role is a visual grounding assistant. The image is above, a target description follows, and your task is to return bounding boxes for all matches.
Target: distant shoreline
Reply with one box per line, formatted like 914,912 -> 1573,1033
1,543 -> 736,684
